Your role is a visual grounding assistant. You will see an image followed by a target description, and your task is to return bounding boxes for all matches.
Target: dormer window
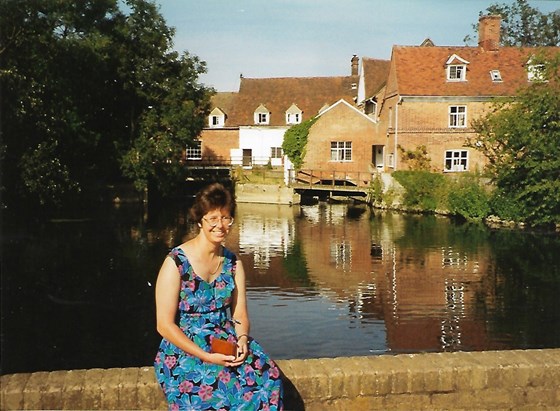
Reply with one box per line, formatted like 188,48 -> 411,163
527,57 -> 546,82
446,54 -> 469,82
254,104 -> 270,125
490,70 -> 502,82
285,103 -> 302,125
208,107 -> 225,128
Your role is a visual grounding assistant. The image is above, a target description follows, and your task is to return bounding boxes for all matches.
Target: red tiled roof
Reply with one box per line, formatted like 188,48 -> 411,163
210,92 -> 237,114
224,76 -> 358,126
391,45 -> 559,97
361,58 -> 390,97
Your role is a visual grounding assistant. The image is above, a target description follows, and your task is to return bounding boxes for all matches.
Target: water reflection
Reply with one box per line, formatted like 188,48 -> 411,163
2,201 -> 559,374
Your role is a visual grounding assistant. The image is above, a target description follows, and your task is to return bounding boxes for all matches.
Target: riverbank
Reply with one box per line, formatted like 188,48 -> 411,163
2,349 -> 559,410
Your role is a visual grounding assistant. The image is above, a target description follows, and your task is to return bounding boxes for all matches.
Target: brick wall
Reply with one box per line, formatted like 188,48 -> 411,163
2,349 -> 559,410
304,101 -> 377,173
200,128 -> 239,160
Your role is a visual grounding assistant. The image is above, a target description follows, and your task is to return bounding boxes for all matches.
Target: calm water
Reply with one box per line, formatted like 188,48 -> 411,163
2,201 -> 559,374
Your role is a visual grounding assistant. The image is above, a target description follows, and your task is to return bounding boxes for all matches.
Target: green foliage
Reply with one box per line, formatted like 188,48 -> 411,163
469,52 -> 560,226
397,144 -> 432,171
488,190 -> 524,221
282,116 -> 317,170
1,0 -> 212,208
368,174 -> 384,206
464,0 -> 560,46
392,170 -> 447,211
447,175 -> 491,222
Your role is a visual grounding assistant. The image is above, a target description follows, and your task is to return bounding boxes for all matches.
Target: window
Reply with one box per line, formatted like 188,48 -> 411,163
447,65 -> 466,81
286,112 -> 300,124
186,141 -> 202,160
254,104 -> 270,125
286,103 -> 302,125
271,147 -> 283,158
528,63 -> 546,82
490,70 -> 502,82
445,54 -> 469,82
444,150 -> 468,172
330,141 -> 352,161
208,108 -> 225,128
449,106 -> 467,128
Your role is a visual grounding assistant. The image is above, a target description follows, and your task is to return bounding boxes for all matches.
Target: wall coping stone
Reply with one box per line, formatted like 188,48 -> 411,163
2,349 -> 559,410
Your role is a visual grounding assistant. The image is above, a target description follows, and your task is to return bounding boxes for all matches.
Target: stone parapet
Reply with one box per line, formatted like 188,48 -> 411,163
2,349 -> 559,410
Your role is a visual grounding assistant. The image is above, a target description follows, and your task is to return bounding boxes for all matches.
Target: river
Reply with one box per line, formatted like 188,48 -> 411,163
1,201 -> 559,374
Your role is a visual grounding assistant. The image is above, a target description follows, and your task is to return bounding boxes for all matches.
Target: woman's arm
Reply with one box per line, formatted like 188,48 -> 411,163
155,256 -> 235,365
230,258 -> 251,365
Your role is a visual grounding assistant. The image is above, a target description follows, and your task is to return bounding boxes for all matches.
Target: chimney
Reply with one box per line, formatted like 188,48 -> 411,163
351,55 -> 359,76
478,15 -> 501,51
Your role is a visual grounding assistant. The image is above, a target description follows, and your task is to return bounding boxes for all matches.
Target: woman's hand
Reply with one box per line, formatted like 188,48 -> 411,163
206,352 -> 237,366
228,335 -> 249,366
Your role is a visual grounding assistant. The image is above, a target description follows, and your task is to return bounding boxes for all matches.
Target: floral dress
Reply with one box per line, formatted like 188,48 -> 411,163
154,247 -> 284,410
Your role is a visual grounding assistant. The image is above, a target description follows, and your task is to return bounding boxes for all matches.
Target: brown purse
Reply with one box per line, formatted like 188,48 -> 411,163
211,338 -> 237,356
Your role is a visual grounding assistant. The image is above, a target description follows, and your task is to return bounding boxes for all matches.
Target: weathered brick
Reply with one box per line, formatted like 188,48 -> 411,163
390,357 -> 412,394
318,358 -> 347,399
41,370 -> 67,409
22,371 -> 49,410
61,369 -> 86,409
81,368 -> 105,410
360,356 -> 393,396
1,349 -> 560,410
1,372 -> 31,410
100,368 -> 122,409
119,367 -> 140,409
137,366 -> 160,410
384,393 -> 431,410
525,387 -> 559,407
280,359 -> 330,401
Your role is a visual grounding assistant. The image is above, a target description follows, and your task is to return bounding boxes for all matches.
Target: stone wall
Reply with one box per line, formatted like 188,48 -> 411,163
236,183 -> 300,205
2,349 -> 559,410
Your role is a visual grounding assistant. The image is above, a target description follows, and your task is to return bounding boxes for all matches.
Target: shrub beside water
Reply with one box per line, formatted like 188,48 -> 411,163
392,170 -> 447,211
447,175 -> 491,222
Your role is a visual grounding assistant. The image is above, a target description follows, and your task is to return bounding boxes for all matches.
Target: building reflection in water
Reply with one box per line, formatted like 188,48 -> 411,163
227,202 -> 506,357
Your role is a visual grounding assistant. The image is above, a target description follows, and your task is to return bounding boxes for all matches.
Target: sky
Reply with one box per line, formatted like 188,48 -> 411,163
155,0 -> 560,92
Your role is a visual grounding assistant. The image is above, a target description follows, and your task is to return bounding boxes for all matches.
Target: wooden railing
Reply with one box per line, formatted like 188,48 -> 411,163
292,169 -> 374,189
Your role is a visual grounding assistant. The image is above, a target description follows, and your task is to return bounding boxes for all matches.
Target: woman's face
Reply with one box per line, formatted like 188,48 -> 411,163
199,207 -> 234,245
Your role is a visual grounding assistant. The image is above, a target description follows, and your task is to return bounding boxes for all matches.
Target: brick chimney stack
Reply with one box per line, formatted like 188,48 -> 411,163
351,55 -> 359,76
478,15 -> 501,51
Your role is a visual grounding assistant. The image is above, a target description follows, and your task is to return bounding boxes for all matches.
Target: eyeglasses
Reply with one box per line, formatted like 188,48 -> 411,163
202,216 -> 234,227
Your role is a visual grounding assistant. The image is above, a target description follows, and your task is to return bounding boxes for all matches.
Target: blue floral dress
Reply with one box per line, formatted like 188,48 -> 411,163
154,247 -> 284,410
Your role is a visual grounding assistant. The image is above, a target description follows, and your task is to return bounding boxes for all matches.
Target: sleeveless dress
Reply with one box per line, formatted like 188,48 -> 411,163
154,246 -> 284,410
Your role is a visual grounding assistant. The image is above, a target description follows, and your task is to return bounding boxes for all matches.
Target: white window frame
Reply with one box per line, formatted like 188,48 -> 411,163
186,141 -> 202,160
444,150 -> 468,172
208,109 -> 225,128
490,70 -> 502,82
270,147 -> 283,158
254,112 -> 269,125
449,105 -> 467,128
330,141 -> 352,162
447,65 -> 467,81
286,112 -> 301,125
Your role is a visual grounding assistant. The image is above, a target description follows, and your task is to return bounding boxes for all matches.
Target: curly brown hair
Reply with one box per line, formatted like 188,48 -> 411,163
188,183 -> 236,223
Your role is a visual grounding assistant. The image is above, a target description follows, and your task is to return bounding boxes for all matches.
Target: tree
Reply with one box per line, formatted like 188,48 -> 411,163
282,117 -> 317,170
467,52 -> 560,225
0,0 -> 212,209
464,0 -> 560,46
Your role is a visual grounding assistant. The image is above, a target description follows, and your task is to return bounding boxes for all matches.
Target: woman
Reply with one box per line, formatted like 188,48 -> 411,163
154,183 -> 284,410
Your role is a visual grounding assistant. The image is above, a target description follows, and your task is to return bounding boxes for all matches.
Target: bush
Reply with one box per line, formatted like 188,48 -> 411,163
393,170 -> 447,211
447,176 -> 491,221
489,190 -> 524,221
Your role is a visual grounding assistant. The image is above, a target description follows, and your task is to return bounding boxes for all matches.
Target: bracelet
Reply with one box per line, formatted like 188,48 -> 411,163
237,334 -> 249,340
